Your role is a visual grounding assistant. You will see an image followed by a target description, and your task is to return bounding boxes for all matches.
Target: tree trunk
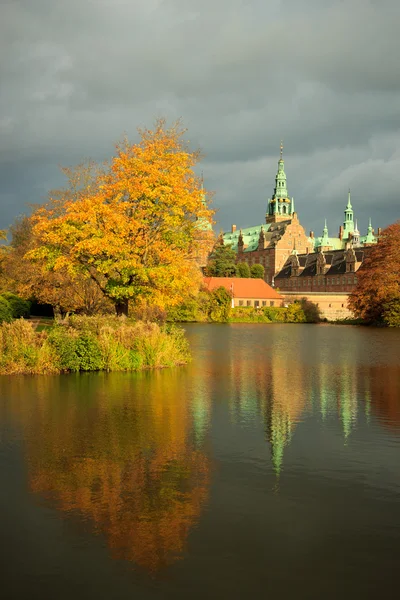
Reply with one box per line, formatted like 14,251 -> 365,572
53,305 -> 62,320
115,299 -> 129,317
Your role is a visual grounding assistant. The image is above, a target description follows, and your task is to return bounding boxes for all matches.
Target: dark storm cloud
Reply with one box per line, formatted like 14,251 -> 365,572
1,0 -> 399,238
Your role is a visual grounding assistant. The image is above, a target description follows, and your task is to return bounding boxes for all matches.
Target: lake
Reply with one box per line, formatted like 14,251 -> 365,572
1,323 -> 400,599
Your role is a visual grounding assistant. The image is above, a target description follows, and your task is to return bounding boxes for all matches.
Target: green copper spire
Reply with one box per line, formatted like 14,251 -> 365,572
267,142 -> 295,219
273,142 -> 289,200
320,219 -> 330,246
343,189 -> 355,238
365,217 -> 375,244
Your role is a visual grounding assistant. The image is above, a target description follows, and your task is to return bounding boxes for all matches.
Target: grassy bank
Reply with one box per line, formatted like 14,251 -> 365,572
0,316 -> 190,375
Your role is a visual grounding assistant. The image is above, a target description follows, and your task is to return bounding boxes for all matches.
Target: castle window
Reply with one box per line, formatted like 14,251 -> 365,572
327,278 -> 330,284
255,301 -> 260,307
239,300 -> 243,306
270,301 -> 275,307
262,301 -> 266,306
247,300 -> 251,306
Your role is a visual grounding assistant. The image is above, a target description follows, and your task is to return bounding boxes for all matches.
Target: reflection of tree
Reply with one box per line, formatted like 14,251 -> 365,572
370,366 -> 400,431
0,372 -> 210,572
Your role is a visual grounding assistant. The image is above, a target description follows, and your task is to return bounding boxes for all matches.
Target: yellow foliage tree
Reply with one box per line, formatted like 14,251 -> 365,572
29,120 -> 214,315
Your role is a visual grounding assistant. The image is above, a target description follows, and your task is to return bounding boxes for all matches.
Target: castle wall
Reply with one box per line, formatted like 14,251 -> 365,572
281,291 -> 353,320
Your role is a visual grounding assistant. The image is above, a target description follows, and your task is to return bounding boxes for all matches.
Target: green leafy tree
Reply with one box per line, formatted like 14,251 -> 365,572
208,287 -> 232,322
382,295 -> 400,327
205,243 -> 237,277
236,262 -> 251,278
250,264 -> 265,279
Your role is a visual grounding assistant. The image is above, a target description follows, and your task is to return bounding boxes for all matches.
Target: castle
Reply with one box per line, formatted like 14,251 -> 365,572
222,145 -> 379,306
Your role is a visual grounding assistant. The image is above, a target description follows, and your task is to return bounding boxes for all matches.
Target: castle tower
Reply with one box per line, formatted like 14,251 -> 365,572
266,142 -> 295,223
343,190 -> 355,239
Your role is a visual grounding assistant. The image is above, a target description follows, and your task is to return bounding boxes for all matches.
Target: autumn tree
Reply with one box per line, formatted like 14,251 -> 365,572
5,215 -> 111,316
348,221 -> 400,325
28,120 -> 214,316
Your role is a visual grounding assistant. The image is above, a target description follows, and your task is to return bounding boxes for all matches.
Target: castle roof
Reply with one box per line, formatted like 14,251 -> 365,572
223,220 -> 302,252
274,246 -> 372,280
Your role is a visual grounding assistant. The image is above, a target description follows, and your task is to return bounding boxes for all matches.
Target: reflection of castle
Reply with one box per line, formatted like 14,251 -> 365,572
219,341 -> 380,473
1,374 -> 211,573
222,145 -> 379,297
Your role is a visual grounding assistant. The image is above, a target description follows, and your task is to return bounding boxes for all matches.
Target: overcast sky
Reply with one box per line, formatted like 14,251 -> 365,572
1,0 -> 399,238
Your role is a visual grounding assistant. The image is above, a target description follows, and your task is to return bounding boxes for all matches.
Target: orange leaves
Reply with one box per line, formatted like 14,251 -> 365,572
349,221 -> 400,323
25,119 -> 214,314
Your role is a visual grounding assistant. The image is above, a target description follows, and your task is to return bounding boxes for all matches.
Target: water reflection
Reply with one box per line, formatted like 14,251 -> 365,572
1,324 -> 400,578
188,324 -> 400,475
0,372 -> 211,572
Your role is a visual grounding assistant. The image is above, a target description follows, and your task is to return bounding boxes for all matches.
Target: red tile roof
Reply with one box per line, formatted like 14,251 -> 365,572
202,277 -> 283,300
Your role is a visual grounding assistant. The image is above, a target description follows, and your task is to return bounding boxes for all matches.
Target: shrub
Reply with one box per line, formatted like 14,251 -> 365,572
130,304 -> 167,324
1,293 -> 30,318
0,297 -> 12,324
75,333 -> 103,371
284,303 -> 306,323
0,316 -> 191,375
48,326 -> 80,372
299,298 -> 321,323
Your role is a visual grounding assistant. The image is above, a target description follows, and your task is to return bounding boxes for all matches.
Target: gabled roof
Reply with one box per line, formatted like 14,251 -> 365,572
203,277 -> 283,300
274,248 -> 360,279
274,265 -> 292,279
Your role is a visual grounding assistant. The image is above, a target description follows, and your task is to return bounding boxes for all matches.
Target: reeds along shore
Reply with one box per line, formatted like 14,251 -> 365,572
0,316 -> 190,375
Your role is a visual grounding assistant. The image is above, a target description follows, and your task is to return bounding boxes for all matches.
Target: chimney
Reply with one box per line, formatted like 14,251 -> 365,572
377,227 -> 382,236
231,224 -> 236,233
309,230 -> 314,239
339,225 -> 343,241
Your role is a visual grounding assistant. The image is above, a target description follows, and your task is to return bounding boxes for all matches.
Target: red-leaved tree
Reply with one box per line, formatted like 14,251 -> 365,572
349,221 -> 400,325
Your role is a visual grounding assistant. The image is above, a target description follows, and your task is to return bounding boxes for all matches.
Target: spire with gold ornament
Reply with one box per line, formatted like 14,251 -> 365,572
266,141 -> 295,223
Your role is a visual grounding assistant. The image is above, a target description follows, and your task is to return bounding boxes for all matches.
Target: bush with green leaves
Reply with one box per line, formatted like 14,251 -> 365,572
0,315 -> 190,375
0,297 -> 12,324
1,293 -> 30,318
236,262 -> 251,278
